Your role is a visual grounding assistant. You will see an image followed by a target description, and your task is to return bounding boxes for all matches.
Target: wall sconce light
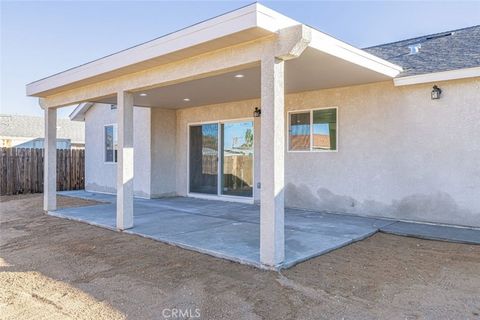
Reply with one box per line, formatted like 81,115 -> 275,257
253,107 -> 261,117
431,85 -> 442,100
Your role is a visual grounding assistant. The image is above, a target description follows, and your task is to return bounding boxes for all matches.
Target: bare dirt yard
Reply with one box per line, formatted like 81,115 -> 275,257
1,194 -> 479,320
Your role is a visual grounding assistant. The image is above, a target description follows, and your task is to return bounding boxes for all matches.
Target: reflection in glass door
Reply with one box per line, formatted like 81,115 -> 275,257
189,120 -> 253,198
221,121 -> 253,197
189,124 -> 218,194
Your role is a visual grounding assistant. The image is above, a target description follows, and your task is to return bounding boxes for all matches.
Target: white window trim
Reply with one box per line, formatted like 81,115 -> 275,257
287,106 -> 339,153
104,123 -> 118,164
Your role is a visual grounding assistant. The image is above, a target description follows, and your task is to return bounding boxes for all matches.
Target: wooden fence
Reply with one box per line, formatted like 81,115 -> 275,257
0,148 -> 85,196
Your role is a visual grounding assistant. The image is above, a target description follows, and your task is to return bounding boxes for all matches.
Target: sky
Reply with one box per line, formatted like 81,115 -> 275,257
1,1 -> 479,119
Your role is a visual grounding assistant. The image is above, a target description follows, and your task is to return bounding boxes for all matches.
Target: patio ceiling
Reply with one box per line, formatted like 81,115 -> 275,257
92,46 -> 394,109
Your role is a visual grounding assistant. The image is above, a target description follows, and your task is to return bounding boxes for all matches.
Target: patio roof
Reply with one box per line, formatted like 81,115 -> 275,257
27,3 -> 401,110
26,3 -> 298,97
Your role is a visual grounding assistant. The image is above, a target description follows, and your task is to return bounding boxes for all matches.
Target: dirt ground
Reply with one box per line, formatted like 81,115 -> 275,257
1,194 -> 479,320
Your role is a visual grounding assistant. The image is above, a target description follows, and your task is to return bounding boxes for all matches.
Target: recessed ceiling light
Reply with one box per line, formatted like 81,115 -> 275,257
183,98 -> 190,102
139,93 -> 147,97
234,74 -> 244,78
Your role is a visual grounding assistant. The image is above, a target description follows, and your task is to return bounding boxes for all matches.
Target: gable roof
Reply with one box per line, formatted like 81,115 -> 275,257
0,114 -> 85,143
364,25 -> 480,77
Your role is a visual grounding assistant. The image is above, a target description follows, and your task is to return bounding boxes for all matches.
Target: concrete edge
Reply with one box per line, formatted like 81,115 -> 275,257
47,210 -> 118,232
47,210 -> 273,270
280,229 -> 379,269
379,226 -> 480,245
122,228 -> 272,270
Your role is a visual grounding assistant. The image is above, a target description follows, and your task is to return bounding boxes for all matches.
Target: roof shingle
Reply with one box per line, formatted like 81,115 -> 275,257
0,114 -> 85,143
364,25 -> 480,77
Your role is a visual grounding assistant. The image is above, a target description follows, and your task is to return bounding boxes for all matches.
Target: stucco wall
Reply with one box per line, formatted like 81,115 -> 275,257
84,104 -> 151,198
151,108 -> 177,197
284,78 -> 480,227
173,78 -> 480,227
85,78 -> 479,227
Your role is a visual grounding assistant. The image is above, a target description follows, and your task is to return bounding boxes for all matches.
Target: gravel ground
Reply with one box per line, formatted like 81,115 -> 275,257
1,194 -> 479,320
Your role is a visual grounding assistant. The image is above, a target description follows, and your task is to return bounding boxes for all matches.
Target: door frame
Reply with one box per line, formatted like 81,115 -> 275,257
187,117 -> 255,204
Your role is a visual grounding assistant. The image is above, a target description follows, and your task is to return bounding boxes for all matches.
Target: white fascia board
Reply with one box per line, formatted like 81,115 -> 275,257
394,66 -> 480,86
308,29 -> 403,78
27,3 -> 299,97
69,102 -> 93,121
255,3 -> 299,30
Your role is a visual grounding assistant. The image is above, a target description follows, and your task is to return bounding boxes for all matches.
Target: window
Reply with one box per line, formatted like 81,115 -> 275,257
105,125 -> 118,162
289,108 -> 337,151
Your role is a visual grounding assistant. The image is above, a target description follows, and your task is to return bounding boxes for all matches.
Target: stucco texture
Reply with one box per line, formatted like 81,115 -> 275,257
284,78 -> 480,227
85,77 -> 480,227
173,78 -> 480,227
151,108 -> 177,197
85,104 -> 151,198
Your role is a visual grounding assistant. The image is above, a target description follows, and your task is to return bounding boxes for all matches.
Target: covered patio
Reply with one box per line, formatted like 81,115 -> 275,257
27,4 -> 404,269
54,190 -> 394,269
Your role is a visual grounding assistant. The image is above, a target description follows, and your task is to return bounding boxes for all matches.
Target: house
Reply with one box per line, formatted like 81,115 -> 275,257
26,4 -> 480,268
0,114 -> 85,149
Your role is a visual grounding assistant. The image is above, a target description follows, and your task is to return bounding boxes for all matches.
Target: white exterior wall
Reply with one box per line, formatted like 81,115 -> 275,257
151,108 -> 177,197
84,77 -> 480,227
174,78 -> 480,227
284,78 -> 480,227
84,103 -> 151,198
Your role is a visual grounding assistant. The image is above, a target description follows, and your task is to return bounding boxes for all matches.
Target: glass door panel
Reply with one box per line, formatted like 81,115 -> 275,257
189,124 -> 218,194
221,121 -> 253,197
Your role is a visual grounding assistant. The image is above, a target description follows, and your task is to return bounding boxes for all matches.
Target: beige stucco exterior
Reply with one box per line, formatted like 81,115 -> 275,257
29,3 -> 479,267
83,76 -> 480,228
84,104 -> 151,198
151,108 -> 177,197
283,78 -> 480,227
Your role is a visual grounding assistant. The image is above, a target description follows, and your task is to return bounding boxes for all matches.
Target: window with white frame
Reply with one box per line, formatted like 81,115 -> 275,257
104,124 -> 118,162
289,108 -> 337,151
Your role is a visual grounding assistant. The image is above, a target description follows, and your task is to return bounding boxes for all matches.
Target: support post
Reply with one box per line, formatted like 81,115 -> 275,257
260,55 -> 285,267
44,107 -> 57,211
116,91 -> 134,230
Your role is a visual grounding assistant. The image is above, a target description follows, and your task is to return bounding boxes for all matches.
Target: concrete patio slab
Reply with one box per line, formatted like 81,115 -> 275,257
53,190 -> 480,269
380,221 -> 480,245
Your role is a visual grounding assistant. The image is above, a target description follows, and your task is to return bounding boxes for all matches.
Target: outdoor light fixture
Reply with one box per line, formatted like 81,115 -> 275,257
139,93 -> 148,97
183,98 -> 191,102
234,74 -> 245,78
253,107 -> 261,117
431,85 -> 442,100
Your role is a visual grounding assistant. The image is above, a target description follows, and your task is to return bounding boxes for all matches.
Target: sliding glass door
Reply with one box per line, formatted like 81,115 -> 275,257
189,123 -> 218,194
189,120 -> 253,199
221,121 -> 253,197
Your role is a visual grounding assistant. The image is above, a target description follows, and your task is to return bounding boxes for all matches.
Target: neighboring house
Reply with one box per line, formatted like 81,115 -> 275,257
26,4 -> 480,267
0,114 -> 85,149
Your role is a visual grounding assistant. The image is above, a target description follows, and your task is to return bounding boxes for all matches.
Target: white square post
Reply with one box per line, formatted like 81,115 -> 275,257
260,55 -> 285,267
116,90 -> 134,230
44,107 -> 57,211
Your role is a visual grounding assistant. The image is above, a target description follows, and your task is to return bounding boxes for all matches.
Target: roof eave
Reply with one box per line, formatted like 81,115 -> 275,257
26,3 -> 299,98
308,28 -> 403,78
69,102 -> 93,121
394,66 -> 480,86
